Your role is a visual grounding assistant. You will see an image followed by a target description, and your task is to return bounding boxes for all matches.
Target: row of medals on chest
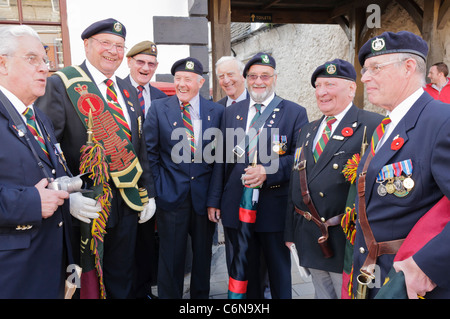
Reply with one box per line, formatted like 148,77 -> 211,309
376,160 -> 414,197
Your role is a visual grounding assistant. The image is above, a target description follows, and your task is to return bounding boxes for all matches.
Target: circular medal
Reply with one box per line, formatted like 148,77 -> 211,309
386,179 -> 395,194
403,176 -> 415,190
394,177 -> 405,192
377,183 -> 387,196
272,144 -> 280,153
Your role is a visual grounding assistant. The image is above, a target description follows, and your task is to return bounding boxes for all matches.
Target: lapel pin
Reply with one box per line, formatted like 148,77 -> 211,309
173,122 -> 177,126
352,122 -> 357,128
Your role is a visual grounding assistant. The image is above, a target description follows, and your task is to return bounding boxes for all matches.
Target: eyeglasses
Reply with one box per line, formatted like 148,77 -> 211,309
131,57 -> 157,68
246,73 -> 274,81
91,37 -> 127,52
5,54 -> 50,68
361,59 -> 405,76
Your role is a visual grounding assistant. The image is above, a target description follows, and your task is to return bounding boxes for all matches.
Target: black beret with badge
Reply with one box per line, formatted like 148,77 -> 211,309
126,40 -> 158,58
81,18 -> 126,40
358,30 -> 428,66
171,57 -> 203,76
243,52 -> 276,78
311,58 -> 357,88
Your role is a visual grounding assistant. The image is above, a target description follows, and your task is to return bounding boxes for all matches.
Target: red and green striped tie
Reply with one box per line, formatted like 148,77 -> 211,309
313,116 -> 337,162
181,102 -> 196,155
247,103 -> 262,162
370,116 -> 391,156
23,107 -> 49,159
104,79 -> 132,141
137,85 -> 145,115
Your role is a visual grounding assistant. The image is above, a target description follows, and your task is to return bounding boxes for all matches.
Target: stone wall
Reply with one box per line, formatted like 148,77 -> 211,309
230,1 -> 450,121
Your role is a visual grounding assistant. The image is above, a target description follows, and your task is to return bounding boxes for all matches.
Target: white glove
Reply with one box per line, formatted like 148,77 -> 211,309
139,197 -> 156,224
69,192 -> 101,224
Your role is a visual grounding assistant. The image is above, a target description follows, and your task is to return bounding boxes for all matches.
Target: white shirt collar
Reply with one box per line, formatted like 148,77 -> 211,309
85,59 -> 119,87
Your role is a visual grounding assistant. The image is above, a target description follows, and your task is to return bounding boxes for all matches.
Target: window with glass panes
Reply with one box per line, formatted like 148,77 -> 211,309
0,0 -> 71,72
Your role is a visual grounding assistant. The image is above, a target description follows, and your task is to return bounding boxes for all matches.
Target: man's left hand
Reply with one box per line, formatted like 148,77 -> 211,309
393,256 -> 437,299
243,164 -> 266,188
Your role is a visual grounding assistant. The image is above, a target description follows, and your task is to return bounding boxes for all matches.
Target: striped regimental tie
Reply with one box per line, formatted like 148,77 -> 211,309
137,85 -> 145,115
313,116 -> 337,162
104,79 -> 132,141
23,107 -> 49,159
370,116 -> 391,156
247,103 -> 262,163
181,102 -> 196,155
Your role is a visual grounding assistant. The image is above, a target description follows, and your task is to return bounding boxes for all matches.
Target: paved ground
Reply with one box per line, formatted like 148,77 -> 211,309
180,224 -> 315,299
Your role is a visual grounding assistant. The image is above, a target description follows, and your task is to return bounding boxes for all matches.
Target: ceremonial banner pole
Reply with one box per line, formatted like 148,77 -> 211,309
79,111 -> 112,299
228,152 -> 261,299
341,127 -> 368,299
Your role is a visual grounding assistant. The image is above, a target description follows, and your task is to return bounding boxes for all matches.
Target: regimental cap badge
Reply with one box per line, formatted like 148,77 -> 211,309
151,44 -> 157,53
185,61 -> 195,70
261,54 -> 270,64
326,63 -> 337,75
371,37 -> 386,52
114,22 -> 123,33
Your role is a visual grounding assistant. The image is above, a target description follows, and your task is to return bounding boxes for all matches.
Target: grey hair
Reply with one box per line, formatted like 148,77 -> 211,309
390,53 -> 427,86
0,25 -> 41,56
215,56 -> 245,75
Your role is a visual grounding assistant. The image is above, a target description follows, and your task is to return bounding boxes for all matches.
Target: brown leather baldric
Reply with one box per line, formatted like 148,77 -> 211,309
357,152 -> 404,276
294,144 -> 343,258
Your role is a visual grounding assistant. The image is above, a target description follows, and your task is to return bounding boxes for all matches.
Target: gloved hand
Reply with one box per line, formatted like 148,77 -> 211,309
69,192 -> 101,224
138,197 -> 156,224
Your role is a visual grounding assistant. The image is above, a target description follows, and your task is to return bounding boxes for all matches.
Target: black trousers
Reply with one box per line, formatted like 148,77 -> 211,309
156,194 -> 215,299
225,227 -> 292,299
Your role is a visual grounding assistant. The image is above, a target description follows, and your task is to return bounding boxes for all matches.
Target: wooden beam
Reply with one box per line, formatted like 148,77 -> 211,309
349,7 -> 366,109
395,0 -> 423,31
209,0 -> 231,101
422,0 -> 441,68
438,0 -> 450,30
231,8 -> 335,24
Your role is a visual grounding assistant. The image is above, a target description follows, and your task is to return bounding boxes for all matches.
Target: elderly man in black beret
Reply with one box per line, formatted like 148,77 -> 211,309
36,18 -> 156,298
126,40 -> 167,118
352,31 -> 450,299
208,52 -> 308,298
284,58 -> 382,299
144,57 -> 224,298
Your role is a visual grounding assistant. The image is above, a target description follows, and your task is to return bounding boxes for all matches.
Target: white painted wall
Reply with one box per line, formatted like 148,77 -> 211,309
65,0 -> 190,78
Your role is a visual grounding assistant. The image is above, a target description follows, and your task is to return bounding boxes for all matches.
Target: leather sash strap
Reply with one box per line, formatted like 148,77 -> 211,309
294,144 -> 343,258
357,151 -> 404,276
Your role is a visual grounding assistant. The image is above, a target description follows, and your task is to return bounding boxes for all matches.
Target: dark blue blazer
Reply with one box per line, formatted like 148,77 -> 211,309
207,97 -> 308,232
0,99 -> 73,298
285,104 -> 383,273
353,92 -> 450,298
145,95 -> 224,215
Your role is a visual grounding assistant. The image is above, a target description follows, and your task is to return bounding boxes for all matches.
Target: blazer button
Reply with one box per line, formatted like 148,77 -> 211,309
58,221 -> 64,227
191,176 -> 195,180
359,247 -> 365,254
319,192 -> 324,197
333,163 -> 339,170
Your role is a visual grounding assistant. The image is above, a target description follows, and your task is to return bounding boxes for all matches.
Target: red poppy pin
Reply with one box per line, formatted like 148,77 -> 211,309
391,136 -> 404,150
341,127 -> 353,137
123,89 -> 130,98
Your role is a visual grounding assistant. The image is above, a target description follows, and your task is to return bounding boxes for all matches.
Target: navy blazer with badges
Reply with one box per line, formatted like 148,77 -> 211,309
0,100 -> 74,298
285,104 -> 383,273
207,97 -> 308,232
352,92 -> 450,298
145,94 -> 224,215
35,61 -> 155,225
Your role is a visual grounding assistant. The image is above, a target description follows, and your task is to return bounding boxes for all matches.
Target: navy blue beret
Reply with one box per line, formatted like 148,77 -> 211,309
358,31 -> 428,66
311,59 -> 356,88
243,52 -> 276,77
171,57 -> 203,76
81,18 -> 126,40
